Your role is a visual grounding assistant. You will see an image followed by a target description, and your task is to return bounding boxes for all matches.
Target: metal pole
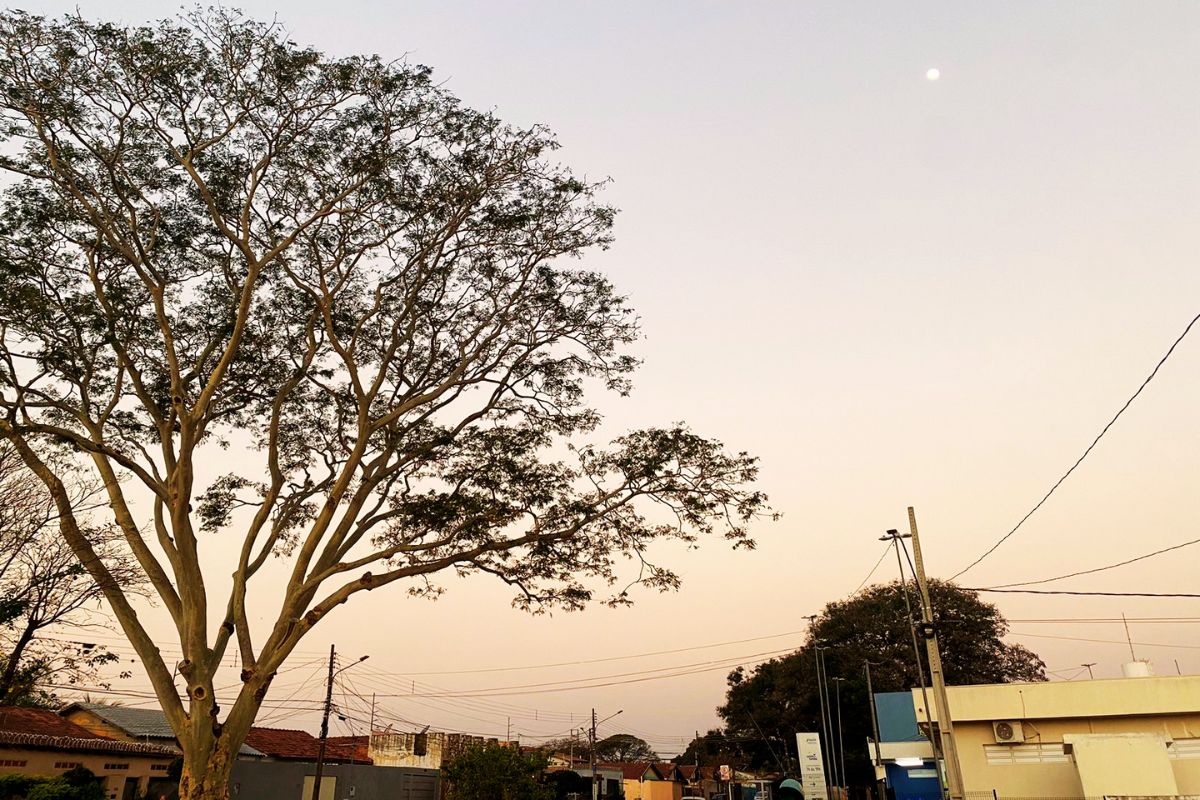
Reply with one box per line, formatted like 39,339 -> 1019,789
814,644 -> 835,794
884,530 -> 945,800
311,644 -> 336,800
866,662 -> 885,800
819,648 -> 839,794
907,507 -> 965,800
833,677 -> 847,798
1082,663 -> 1096,680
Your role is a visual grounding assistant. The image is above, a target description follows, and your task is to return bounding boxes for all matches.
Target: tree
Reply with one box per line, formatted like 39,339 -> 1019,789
0,443 -> 140,706
594,733 -> 657,763
443,743 -> 551,800
718,580 -> 1044,785
677,729 -> 747,769
0,10 -> 769,799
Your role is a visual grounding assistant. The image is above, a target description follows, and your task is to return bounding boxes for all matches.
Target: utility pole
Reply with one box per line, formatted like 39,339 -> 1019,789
590,708 -> 622,800
906,507 -> 965,800
865,662 -> 885,800
882,528 -> 945,800
311,645 -> 336,800
311,646 -> 369,800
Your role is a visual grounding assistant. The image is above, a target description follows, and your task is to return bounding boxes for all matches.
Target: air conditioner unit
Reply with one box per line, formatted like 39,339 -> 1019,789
992,720 -> 1025,744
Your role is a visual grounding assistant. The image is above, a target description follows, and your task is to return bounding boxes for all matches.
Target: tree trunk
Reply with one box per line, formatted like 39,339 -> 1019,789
178,738 -> 238,800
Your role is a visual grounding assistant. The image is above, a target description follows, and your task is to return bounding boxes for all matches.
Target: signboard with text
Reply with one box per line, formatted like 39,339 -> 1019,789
795,732 -> 829,800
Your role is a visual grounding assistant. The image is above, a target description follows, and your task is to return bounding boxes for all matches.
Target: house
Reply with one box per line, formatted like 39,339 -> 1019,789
366,729 -> 493,768
607,761 -> 684,800
0,706 -> 177,800
912,671 -> 1200,796
243,727 -> 370,764
865,692 -> 939,800
676,764 -> 719,798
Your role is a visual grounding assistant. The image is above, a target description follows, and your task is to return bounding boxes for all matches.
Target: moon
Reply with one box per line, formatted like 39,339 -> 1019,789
926,68 -> 941,81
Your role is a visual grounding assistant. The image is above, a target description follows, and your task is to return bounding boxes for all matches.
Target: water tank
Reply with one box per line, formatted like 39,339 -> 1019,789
1121,659 -> 1154,678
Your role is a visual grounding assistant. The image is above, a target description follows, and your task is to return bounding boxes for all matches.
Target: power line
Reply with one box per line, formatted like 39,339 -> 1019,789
1009,630 -> 1200,651
852,544 -> 892,594
380,628 -> 810,676
951,308 -> 1200,580
984,535 -> 1200,589
972,588 -> 1200,598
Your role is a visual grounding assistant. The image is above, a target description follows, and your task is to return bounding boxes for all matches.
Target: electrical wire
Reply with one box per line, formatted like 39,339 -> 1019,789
983,536 -> 1200,589
1008,630 -> 1200,651
852,544 -> 891,595
971,588 -> 1200,598
951,308 -> 1200,580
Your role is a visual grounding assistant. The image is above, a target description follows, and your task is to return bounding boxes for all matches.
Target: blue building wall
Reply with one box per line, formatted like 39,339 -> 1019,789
873,692 -> 940,800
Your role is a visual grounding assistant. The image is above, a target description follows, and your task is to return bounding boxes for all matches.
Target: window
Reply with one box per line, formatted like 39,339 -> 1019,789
0,759 -> 28,767
1170,739 -> 1200,760
983,743 -> 1069,765
55,761 -> 82,769
151,764 -> 169,772
103,763 -> 130,770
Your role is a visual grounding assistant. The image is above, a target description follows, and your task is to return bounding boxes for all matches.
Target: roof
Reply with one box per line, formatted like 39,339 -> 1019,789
599,762 -> 664,781
0,707 -> 175,758
244,728 -> 370,764
912,673 -> 1200,724
325,735 -> 371,763
62,703 -> 261,757
63,703 -> 176,739
0,707 -> 109,739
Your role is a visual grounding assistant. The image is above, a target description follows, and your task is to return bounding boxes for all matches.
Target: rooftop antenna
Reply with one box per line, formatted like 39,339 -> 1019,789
1122,613 -> 1136,661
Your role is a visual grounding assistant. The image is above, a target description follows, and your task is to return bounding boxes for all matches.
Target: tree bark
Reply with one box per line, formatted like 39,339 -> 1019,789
179,736 -> 237,800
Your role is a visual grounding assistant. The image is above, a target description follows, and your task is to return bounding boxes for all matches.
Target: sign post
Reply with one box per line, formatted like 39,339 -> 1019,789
795,733 -> 829,800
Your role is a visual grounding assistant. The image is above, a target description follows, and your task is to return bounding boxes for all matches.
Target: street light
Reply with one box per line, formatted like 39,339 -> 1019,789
831,677 -> 847,795
591,708 -> 623,800
311,649 -> 369,800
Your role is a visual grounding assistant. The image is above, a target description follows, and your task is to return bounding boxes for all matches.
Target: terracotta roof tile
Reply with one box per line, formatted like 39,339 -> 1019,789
244,728 -> 369,763
0,707 -> 104,739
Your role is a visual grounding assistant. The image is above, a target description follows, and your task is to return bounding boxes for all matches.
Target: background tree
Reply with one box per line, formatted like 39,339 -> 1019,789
443,743 -> 551,800
594,733 -> 657,763
0,443 -> 140,706
677,729 -> 748,769
718,581 -> 1044,785
0,10 -> 769,799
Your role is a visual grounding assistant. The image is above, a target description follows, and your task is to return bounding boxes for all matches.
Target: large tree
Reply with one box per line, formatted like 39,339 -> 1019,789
0,10 -> 768,799
594,733 -> 657,763
718,581 -> 1044,785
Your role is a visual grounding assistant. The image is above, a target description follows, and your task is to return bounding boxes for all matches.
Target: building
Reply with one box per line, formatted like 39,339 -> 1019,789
609,762 -> 685,800
366,730 -> 492,769
866,692 -> 939,800
0,706 -> 177,800
912,672 -> 1200,796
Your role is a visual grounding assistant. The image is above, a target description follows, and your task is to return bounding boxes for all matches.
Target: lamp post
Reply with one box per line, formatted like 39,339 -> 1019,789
311,647 -> 369,800
831,677 -> 847,797
591,708 -> 622,800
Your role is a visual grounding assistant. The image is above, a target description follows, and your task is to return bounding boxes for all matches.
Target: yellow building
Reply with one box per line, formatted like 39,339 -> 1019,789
912,673 -> 1200,796
0,707 -> 177,800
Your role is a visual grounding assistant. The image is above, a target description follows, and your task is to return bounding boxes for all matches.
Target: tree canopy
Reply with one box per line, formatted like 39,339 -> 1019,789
0,9 -> 768,798
718,580 -> 1044,785
594,733 -> 657,763
443,743 -> 551,800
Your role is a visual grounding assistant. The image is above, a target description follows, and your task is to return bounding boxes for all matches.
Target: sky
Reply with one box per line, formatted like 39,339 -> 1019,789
16,0 -> 1200,756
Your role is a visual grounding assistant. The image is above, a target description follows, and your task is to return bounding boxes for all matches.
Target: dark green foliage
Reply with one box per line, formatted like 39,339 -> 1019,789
593,733 -> 656,762
717,581 -> 1045,785
443,743 -> 552,800
0,768 -> 103,800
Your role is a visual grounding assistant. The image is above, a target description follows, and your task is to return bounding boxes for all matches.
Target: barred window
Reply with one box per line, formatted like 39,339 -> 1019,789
55,761 -> 82,769
983,743 -> 1069,765
0,759 -> 28,767
103,763 -> 130,770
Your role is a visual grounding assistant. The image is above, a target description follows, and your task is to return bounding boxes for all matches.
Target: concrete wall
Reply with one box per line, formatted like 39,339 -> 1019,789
368,732 -> 490,769
623,779 -> 682,800
230,760 -> 439,800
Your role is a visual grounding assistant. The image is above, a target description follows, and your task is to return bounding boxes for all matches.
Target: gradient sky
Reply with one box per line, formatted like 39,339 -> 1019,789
18,0 -> 1200,755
